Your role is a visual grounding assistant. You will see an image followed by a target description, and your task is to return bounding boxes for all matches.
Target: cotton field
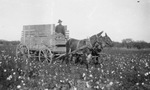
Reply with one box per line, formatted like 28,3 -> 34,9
0,46 -> 150,90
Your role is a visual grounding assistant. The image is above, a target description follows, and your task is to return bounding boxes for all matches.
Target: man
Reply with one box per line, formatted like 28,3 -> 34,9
55,19 -> 65,36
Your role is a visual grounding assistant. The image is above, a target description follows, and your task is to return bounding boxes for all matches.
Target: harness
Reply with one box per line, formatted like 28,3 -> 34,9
87,37 -> 93,48
88,34 -> 102,47
75,34 -> 104,55
76,40 -> 81,49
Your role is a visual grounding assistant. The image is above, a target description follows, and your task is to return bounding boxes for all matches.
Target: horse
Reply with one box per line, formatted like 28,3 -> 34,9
66,31 -> 113,55
87,32 -> 113,66
65,31 -> 113,68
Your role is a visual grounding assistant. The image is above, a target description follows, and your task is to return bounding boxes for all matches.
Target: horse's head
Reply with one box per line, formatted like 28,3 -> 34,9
93,31 -> 113,50
102,33 -> 113,47
92,31 -> 104,52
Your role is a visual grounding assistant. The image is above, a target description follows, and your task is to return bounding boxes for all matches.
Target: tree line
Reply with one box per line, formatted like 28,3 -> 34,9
113,38 -> 150,49
0,40 -> 20,46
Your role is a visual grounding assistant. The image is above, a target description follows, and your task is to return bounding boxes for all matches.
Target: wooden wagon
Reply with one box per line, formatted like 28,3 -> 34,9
16,24 -> 69,63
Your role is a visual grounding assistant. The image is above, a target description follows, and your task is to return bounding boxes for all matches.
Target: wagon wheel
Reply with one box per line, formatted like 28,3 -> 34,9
39,48 -> 53,64
16,44 -> 29,59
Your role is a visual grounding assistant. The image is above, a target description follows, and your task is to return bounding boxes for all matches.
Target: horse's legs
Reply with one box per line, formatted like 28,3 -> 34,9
65,47 -> 72,64
62,56 -> 66,64
75,54 -> 79,64
64,54 -> 70,64
71,54 -> 77,65
94,57 -> 99,68
81,54 -> 89,69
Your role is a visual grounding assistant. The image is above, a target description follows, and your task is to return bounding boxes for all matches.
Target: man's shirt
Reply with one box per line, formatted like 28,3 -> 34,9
55,24 -> 65,36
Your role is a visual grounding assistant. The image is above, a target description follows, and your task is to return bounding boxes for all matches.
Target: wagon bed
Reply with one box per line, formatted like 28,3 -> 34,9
16,24 -> 69,63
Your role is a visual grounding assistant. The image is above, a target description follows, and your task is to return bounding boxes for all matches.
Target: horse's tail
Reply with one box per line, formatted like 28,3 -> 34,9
66,39 -> 71,54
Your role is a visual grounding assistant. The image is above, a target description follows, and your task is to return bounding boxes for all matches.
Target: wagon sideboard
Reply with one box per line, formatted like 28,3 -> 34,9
21,24 -> 68,53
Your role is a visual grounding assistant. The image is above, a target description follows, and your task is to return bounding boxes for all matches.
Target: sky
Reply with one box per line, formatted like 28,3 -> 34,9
0,0 -> 149,42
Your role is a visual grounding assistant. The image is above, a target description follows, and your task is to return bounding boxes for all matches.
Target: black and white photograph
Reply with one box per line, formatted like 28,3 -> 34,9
0,0 -> 150,90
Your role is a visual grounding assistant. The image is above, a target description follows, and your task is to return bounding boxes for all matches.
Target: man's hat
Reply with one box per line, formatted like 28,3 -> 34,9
58,19 -> 62,23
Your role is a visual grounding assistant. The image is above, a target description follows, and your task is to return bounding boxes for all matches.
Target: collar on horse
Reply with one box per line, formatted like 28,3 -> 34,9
88,34 -> 102,48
